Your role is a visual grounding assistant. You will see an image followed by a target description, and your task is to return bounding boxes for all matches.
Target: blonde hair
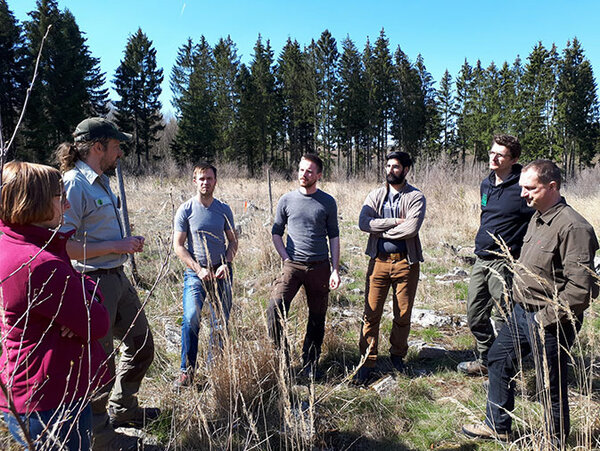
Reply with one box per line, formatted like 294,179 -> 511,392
0,161 -> 62,225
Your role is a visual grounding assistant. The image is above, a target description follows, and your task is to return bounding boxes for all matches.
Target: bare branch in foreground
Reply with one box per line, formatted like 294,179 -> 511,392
0,24 -> 52,200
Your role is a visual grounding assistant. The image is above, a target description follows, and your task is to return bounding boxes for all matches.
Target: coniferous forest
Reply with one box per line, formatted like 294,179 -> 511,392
1,0 -> 599,177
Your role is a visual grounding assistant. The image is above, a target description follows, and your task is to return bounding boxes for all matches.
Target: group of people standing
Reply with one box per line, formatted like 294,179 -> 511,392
0,117 -> 597,450
460,136 -> 598,448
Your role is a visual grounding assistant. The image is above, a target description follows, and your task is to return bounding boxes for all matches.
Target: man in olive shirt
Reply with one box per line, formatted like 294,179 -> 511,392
463,160 -> 599,446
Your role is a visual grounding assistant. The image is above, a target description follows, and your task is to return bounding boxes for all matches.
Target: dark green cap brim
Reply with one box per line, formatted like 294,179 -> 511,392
74,117 -> 132,142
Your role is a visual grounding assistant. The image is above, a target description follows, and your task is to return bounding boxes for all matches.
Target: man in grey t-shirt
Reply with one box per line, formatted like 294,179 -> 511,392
173,162 -> 238,387
267,154 -> 340,378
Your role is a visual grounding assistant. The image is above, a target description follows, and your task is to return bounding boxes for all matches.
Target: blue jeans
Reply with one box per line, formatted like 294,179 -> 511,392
181,267 -> 233,371
485,303 -> 580,443
3,401 -> 92,450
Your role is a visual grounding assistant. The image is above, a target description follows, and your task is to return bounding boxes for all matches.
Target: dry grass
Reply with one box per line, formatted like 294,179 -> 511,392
117,161 -> 600,450
4,162 -> 598,450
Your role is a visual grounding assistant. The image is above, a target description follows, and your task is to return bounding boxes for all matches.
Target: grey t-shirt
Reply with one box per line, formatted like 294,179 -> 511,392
174,197 -> 235,267
271,189 -> 339,262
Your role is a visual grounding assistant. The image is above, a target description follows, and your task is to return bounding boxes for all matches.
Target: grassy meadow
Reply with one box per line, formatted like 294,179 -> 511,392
3,161 -> 600,450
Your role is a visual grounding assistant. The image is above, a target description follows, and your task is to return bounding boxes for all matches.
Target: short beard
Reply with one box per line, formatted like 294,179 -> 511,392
386,172 -> 405,185
300,179 -> 316,189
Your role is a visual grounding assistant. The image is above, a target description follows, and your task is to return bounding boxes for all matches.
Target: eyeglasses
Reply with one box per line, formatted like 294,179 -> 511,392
489,150 -> 511,159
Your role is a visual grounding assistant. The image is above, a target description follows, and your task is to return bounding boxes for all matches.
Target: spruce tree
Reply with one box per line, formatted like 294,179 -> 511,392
277,38 -> 314,167
213,36 -> 239,160
415,54 -> 441,160
234,63 -> 259,174
437,69 -> 457,159
334,36 -> 368,175
170,36 -> 216,163
483,61 -> 500,137
556,38 -> 599,173
521,43 -> 558,159
170,38 -> 197,117
113,28 -> 164,167
248,35 -> 279,166
365,29 -> 394,166
496,61 -> 517,134
0,0 -> 26,158
23,0 -> 108,162
361,37 -> 376,168
390,47 -> 423,157
314,30 -> 339,168
469,60 -> 489,161
455,59 -> 473,166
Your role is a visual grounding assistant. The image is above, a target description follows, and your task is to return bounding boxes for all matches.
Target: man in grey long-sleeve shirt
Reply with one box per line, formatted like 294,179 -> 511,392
267,154 -> 340,378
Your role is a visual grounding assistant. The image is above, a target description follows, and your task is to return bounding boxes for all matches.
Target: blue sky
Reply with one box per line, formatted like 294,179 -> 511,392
10,0 -> 600,116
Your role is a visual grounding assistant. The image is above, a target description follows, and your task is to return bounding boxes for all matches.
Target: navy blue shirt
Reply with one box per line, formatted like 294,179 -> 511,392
475,164 -> 533,259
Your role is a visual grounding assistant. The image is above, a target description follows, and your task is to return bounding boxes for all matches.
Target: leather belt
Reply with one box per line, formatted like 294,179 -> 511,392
377,251 -> 407,261
87,265 -> 124,276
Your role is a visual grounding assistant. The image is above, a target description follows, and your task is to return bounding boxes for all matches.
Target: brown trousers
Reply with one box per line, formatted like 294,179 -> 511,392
267,259 -> 330,365
359,256 -> 420,367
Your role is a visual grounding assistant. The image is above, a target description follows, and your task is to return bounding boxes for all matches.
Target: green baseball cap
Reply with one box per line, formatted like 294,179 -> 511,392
73,117 -> 132,142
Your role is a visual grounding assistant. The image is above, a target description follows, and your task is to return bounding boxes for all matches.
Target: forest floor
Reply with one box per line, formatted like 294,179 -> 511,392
3,162 -> 600,450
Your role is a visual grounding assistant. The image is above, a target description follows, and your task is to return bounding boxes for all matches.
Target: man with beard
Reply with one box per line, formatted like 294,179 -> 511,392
267,154 -> 340,379
354,151 -> 426,383
56,118 -> 157,451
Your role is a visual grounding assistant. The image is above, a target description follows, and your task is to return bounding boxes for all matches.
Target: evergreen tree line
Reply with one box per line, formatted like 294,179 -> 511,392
0,0 -> 163,165
170,30 -> 599,176
2,0 -> 598,176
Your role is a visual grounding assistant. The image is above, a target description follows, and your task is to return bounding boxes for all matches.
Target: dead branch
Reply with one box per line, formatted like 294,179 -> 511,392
0,24 -> 52,200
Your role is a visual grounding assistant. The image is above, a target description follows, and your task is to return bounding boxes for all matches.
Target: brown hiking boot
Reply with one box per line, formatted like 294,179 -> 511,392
462,422 -> 510,442
109,405 -> 161,429
457,359 -> 488,376
174,370 -> 194,388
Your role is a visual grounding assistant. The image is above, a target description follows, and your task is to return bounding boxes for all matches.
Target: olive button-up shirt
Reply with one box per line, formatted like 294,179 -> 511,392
514,198 -> 599,327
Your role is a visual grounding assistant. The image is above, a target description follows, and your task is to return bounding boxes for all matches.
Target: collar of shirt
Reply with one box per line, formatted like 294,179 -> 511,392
387,185 -> 400,204
74,159 -> 103,186
535,197 -> 566,225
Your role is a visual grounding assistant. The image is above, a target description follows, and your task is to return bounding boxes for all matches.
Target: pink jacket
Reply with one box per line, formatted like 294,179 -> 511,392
0,222 -> 111,414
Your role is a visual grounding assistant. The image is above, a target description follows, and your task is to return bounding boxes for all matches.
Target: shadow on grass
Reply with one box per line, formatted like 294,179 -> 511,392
318,432 -> 480,451
317,430 -> 416,450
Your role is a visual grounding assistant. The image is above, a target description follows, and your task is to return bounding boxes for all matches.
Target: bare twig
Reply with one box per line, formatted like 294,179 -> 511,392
0,378 -> 36,449
6,25 -> 52,154
0,24 -> 52,200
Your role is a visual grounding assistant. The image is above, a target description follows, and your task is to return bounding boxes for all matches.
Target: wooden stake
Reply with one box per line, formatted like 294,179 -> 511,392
116,160 -> 140,284
267,168 -> 273,217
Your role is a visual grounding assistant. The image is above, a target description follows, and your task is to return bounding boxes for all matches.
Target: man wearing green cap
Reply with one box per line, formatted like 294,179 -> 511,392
56,117 -> 158,451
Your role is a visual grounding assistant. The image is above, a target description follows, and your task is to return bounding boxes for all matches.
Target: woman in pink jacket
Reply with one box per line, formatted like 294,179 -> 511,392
0,162 -> 111,450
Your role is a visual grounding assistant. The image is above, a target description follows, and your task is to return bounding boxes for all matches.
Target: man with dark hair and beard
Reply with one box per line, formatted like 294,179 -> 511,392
354,151 -> 426,384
